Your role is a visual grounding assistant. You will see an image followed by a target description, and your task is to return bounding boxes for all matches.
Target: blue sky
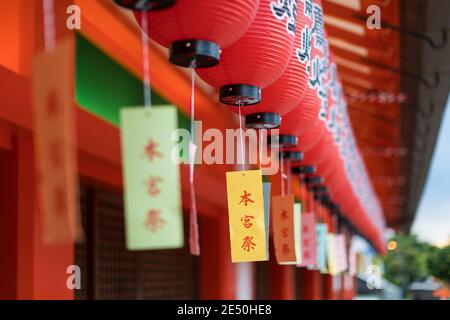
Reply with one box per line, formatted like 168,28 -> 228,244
411,94 -> 450,247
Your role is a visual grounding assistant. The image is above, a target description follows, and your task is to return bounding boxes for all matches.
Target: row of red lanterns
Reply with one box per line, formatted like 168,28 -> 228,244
114,0 -> 385,252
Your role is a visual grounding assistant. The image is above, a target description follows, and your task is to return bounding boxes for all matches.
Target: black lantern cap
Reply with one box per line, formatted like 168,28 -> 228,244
267,134 -> 298,148
329,203 -> 340,212
303,176 -> 324,186
291,165 -> 316,175
114,0 -> 175,11
314,193 -> 330,204
170,40 -> 220,68
245,112 -> 280,129
279,151 -> 304,161
311,185 -> 328,194
220,84 -> 261,106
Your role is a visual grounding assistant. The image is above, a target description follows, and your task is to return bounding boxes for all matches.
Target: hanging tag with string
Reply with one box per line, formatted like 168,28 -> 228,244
120,14 -> 184,252
225,104 -> 267,262
32,0 -> 82,244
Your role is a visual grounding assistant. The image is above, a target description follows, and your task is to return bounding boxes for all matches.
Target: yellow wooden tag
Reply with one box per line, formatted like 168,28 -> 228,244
226,170 -> 267,263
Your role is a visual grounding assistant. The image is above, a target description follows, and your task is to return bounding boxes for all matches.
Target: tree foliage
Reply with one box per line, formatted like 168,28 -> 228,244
383,235 -> 430,289
428,245 -> 450,285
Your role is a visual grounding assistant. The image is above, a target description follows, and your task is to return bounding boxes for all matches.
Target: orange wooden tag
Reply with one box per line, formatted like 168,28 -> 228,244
272,194 -> 297,264
32,38 -> 79,244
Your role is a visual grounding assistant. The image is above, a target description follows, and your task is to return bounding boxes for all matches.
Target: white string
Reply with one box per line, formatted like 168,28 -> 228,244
140,13 -> 152,109
189,61 -> 196,183
259,131 -> 264,171
43,0 -> 56,53
238,102 -> 245,172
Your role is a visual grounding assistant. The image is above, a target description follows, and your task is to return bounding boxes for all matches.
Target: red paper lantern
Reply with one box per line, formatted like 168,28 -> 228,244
273,0 -> 328,148
115,0 -> 174,11
135,0 -> 260,68
230,0 -> 311,130
197,0 -> 298,106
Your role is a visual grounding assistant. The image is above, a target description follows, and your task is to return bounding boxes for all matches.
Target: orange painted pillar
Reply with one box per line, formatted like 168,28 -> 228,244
269,259 -> 295,300
0,136 -> 18,299
200,213 -> 236,300
323,275 -> 336,300
16,136 -> 75,300
299,269 -> 322,300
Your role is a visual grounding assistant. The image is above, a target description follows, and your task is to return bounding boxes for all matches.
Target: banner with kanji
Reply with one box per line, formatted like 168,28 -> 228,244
226,170 -> 268,262
299,212 -> 318,267
272,194 -> 297,264
32,38 -> 79,244
120,106 -> 184,250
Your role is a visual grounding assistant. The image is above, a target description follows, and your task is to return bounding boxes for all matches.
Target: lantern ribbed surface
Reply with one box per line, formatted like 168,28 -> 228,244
230,0 -> 310,116
135,0 -> 259,49
196,0 -> 297,90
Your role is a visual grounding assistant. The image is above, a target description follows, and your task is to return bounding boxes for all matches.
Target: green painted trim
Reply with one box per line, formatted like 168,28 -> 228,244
75,33 -> 190,131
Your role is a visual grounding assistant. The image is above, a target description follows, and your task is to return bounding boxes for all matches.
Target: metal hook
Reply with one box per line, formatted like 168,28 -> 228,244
353,14 -> 448,50
416,101 -> 435,120
360,58 -> 441,89
381,23 -> 448,50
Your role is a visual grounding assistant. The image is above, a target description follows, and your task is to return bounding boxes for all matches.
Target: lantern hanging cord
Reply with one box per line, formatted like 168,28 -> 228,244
140,13 -> 152,109
286,159 -> 292,194
43,0 -> 56,53
189,60 -> 197,184
259,130 -> 264,172
238,101 -> 245,172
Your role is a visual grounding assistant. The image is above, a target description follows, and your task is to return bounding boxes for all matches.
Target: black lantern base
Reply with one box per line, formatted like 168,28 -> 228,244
280,151 -> 304,161
310,185 -> 328,194
314,194 -> 330,204
220,84 -> 261,106
244,112 -> 280,129
268,134 -> 298,148
170,40 -> 220,68
114,0 -> 175,11
291,165 -> 316,175
303,176 -> 324,186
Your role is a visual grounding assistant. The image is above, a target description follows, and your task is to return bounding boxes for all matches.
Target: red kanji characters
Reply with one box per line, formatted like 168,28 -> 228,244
241,236 -> 256,252
240,214 -> 255,229
53,185 -> 67,215
50,141 -> 62,169
282,243 -> 291,256
47,92 -> 59,118
145,209 -> 166,232
282,227 -> 289,238
238,190 -> 254,206
303,224 -> 309,233
304,250 -> 311,259
281,210 -> 289,221
143,139 -> 163,162
145,176 -> 163,197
